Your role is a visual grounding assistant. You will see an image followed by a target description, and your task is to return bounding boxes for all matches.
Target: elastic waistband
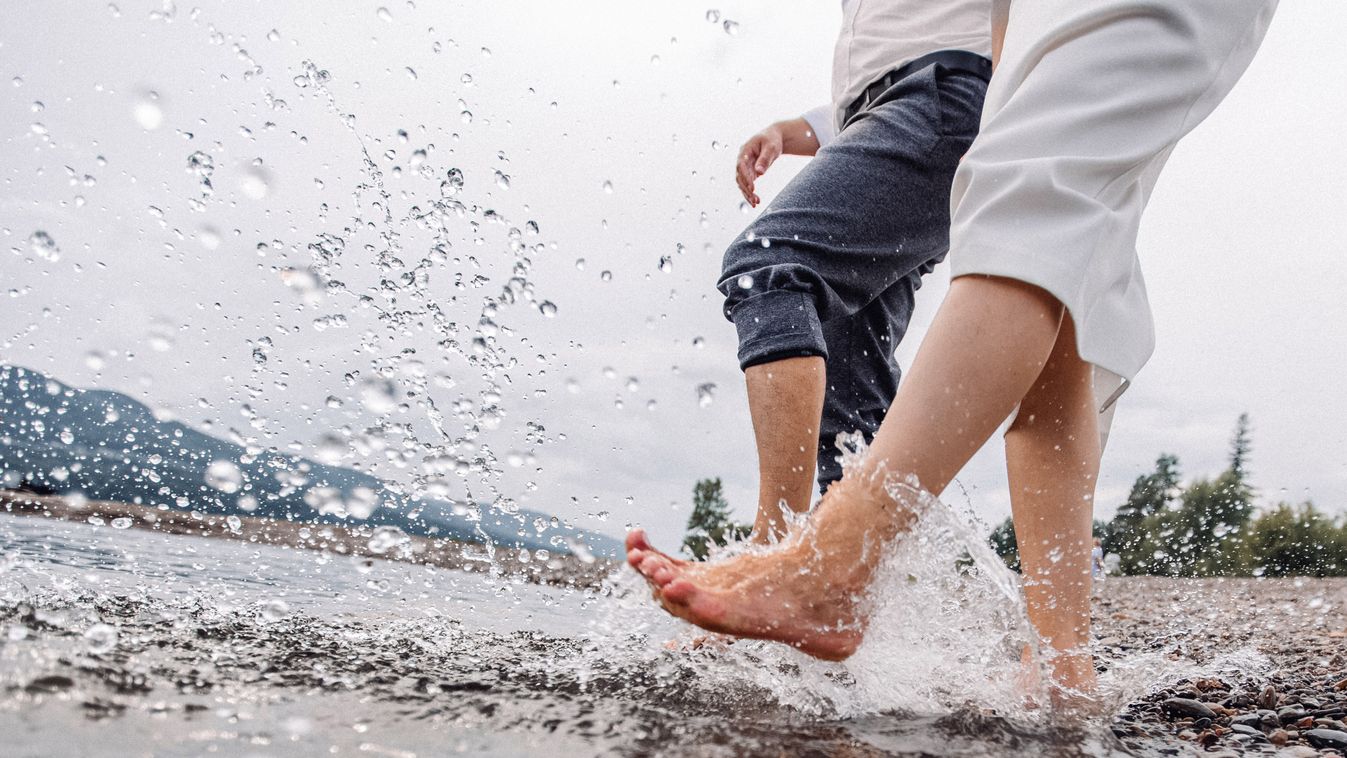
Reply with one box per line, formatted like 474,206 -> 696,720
842,49 -> 993,125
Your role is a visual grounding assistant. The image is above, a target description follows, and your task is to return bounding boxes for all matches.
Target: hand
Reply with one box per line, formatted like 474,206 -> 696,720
736,125 -> 784,208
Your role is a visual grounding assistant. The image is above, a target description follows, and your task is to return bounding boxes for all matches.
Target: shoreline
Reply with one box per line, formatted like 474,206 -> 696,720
0,489 -> 615,590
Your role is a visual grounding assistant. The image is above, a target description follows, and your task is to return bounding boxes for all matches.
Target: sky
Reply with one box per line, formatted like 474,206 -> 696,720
2,0 -> 1345,548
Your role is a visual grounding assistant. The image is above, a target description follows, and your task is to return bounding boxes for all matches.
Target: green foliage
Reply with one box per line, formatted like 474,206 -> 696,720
989,517 -> 1019,572
1246,502 -> 1347,577
1091,414 -> 1347,578
682,478 -> 750,560
1106,453 -> 1181,573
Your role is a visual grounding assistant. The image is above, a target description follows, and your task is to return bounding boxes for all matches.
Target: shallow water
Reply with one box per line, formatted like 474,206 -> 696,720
0,513 -> 1144,757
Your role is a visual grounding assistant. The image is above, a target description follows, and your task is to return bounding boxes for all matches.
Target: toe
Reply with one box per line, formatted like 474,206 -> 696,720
638,553 -> 671,583
625,529 -> 652,553
660,576 -> 698,606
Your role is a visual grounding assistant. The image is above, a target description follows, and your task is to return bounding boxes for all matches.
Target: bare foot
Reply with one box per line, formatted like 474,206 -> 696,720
626,470 -> 912,661
1045,652 -> 1101,717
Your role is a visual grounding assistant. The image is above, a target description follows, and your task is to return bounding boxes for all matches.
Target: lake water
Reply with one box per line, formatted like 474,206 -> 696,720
0,510 -> 1157,756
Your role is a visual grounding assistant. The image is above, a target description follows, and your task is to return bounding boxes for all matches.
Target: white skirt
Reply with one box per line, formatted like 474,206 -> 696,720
949,0 -> 1279,419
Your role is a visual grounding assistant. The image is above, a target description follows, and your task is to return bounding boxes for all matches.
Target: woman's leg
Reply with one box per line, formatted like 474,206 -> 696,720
627,275 -> 1067,660
1003,315 -> 1101,698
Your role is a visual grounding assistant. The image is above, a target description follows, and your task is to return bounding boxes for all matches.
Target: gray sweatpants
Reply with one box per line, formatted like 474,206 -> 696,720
718,61 -> 988,489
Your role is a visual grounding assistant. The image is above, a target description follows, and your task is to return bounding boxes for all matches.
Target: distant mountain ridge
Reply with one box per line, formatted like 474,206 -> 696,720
0,365 -> 618,557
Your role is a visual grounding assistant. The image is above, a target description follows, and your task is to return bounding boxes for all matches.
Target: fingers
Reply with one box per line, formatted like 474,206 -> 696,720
736,138 -> 761,205
754,141 -> 781,176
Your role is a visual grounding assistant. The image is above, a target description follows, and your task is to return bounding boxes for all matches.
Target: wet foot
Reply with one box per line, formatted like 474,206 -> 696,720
627,530 -> 865,660
625,471 -> 908,661
1046,653 -> 1101,716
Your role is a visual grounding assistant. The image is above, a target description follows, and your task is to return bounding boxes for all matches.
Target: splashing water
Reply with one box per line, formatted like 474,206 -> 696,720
582,433 -> 1047,720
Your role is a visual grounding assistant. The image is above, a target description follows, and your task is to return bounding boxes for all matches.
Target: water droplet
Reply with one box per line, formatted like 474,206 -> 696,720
723,19 -> 740,35
658,256 -> 673,273
260,599 -> 290,622
736,274 -> 754,289
600,270 -> 612,282
110,517 -> 133,529
697,382 -> 716,407
266,28 -> 281,42
493,169 -> 510,189
186,150 -> 215,177
83,624 -> 118,654
238,165 -> 271,200
205,459 -> 243,494
538,301 -> 557,317
625,377 -> 640,393
28,231 -> 60,262
376,6 -> 392,21
601,180 -> 614,194
133,92 -> 164,130
405,67 -> 417,80
692,336 -> 705,348
226,514 -> 243,533
367,525 -> 410,555
705,9 -> 720,23
29,122 -> 48,136
199,226 -> 221,250
442,167 -> 464,194
360,378 -> 398,414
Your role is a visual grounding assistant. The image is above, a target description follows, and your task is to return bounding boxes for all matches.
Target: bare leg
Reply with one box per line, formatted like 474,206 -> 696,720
1004,315 -> 1100,700
744,356 -> 826,541
628,276 -> 1066,658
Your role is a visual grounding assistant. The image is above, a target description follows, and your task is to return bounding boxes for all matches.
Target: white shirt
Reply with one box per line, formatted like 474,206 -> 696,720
802,0 -> 993,147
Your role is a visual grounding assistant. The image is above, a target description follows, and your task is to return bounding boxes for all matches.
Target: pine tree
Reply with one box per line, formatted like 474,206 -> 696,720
988,517 -> 1020,571
1107,453 -> 1180,573
682,478 -> 749,560
1229,412 -> 1252,480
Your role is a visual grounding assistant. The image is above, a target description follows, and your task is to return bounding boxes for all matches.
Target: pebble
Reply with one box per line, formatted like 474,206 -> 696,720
1258,685 -> 1278,710
1304,728 -> 1347,751
1164,697 -> 1217,720
1230,724 -> 1267,741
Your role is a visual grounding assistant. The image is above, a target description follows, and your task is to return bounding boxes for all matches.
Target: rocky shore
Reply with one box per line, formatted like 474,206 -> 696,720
1098,576 -> 1347,755
0,489 -> 614,589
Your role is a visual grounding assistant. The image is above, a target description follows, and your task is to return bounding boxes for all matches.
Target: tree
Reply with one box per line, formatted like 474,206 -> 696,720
1107,454 -> 1181,573
1229,412 -> 1252,481
1246,502 -> 1347,577
989,516 -> 1020,572
682,478 -> 750,560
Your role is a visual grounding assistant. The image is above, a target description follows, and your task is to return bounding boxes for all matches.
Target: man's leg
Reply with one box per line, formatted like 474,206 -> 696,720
744,356 -> 825,540
629,276 -> 1065,660
746,272 -> 925,541
815,270 -> 926,492
1004,315 -> 1100,699
720,66 -> 988,541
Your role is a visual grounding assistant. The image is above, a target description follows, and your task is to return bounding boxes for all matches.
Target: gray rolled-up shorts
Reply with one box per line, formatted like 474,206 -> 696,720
719,60 -> 988,489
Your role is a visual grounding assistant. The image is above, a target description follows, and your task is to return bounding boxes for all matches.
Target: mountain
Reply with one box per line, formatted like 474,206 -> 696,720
0,365 -> 619,558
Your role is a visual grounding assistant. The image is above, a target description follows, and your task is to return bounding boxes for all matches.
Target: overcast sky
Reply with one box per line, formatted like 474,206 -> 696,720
3,1 -> 1345,547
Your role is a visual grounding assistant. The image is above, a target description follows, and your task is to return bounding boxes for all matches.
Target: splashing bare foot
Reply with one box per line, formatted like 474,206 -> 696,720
625,470 -> 911,661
